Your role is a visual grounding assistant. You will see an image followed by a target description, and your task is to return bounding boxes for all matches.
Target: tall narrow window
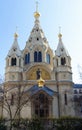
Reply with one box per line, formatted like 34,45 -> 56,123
11,94 -> 14,105
61,57 -> 66,65
64,57 -> 66,64
34,51 -> 37,62
25,53 -> 30,64
46,54 -> 50,64
28,53 -> 30,63
64,93 -> 67,105
34,51 -> 42,62
38,51 -> 42,62
25,54 -> 27,64
11,58 -> 16,66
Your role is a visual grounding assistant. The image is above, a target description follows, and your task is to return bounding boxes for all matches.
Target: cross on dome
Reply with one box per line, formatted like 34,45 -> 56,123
36,1 -> 38,12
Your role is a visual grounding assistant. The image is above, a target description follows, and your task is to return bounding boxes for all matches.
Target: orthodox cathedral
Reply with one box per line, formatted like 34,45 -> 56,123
3,8 -> 75,118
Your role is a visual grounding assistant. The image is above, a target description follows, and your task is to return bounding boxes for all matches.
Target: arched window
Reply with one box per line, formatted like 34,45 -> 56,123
34,51 -> 38,62
25,53 -> 30,64
25,54 -> 27,64
46,54 -> 50,64
11,58 -> 16,66
38,51 -> 42,62
34,51 -> 42,62
11,94 -> 14,105
61,57 -> 66,65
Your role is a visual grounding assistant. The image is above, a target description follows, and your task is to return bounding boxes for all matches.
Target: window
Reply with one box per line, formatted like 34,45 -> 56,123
34,51 -> 38,62
38,51 -> 42,62
64,93 -> 67,105
25,53 -> 30,64
29,37 -> 32,42
34,51 -> 42,62
33,93 -> 49,117
74,89 -> 78,94
13,47 -> 17,51
37,38 -> 39,41
11,94 -> 14,105
46,54 -> 50,64
11,58 -> 16,66
79,89 -> 82,94
61,57 -> 66,65
36,29 -> 38,32
61,48 -> 63,51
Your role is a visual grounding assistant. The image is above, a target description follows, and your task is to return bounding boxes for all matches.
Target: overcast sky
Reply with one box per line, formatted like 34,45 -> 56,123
0,0 -> 82,83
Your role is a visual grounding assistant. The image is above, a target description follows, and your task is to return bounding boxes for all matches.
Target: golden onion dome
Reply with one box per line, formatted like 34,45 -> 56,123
37,77 -> 45,87
14,32 -> 18,38
34,11 -> 40,18
58,33 -> 62,38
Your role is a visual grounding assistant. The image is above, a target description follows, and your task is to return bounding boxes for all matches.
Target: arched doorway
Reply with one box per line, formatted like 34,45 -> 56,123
32,92 -> 51,118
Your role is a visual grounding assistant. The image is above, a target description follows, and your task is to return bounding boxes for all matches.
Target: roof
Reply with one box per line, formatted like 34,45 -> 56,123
55,36 -> 70,57
7,36 -> 21,57
25,12 -> 50,51
74,84 -> 82,88
26,85 -> 57,97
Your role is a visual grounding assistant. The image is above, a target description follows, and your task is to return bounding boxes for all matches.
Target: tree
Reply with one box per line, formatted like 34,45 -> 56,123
73,65 -> 82,116
78,65 -> 82,83
0,84 -> 31,130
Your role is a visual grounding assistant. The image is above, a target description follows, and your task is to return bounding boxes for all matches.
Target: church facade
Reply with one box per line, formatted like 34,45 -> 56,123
3,9 -> 75,119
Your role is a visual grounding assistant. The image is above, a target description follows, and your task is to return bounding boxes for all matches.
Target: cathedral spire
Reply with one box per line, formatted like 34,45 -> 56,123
7,31 -> 21,57
25,2 -> 49,48
55,27 -> 70,57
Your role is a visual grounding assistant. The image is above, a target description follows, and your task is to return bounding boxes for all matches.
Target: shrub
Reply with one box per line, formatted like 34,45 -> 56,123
0,118 -> 7,130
